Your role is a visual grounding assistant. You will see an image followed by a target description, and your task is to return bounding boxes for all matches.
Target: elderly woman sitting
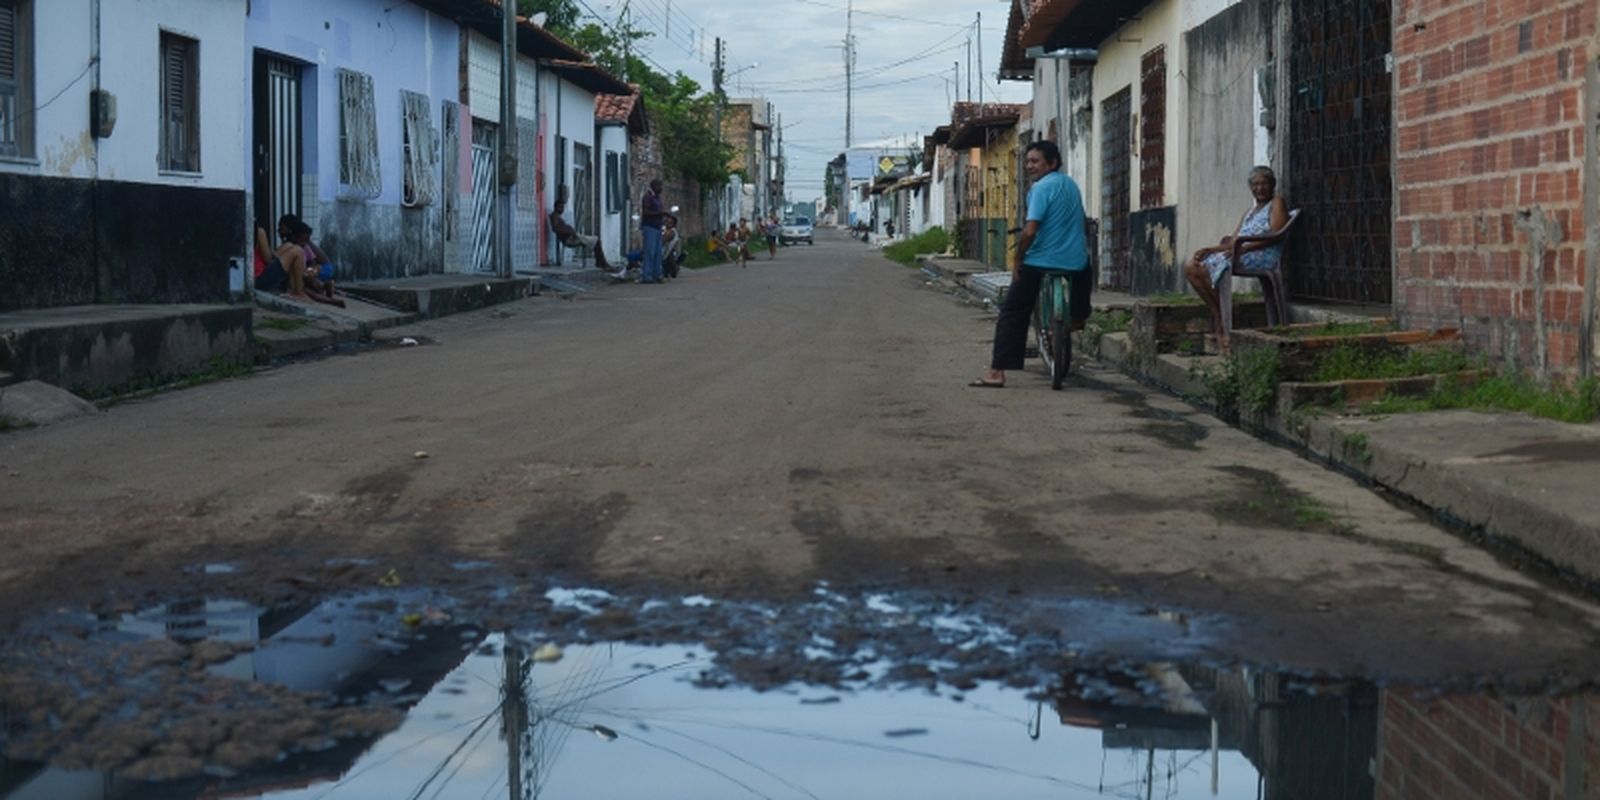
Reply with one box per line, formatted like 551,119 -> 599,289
1182,166 -> 1289,352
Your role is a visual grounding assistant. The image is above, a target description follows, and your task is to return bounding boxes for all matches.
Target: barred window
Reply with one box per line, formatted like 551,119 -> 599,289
604,151 -> 621,213
159,31 -> 199,172
338,68 -> 381,198
0,0 -> 31,158
399,90 -> 436,207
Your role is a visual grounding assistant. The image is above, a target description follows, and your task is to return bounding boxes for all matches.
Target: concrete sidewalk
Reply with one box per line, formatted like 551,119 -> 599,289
1087,330 -> 1600,585
911,250 -> 1600,584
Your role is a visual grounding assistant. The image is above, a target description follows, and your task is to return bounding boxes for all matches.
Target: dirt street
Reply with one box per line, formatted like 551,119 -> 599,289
2,229 -> 1599,687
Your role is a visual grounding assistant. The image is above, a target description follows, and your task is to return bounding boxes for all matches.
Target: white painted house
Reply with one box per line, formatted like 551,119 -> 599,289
0,0 -> 248,310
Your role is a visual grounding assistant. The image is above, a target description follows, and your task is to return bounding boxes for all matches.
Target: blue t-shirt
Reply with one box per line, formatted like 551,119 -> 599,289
1023,171 -> 1087,271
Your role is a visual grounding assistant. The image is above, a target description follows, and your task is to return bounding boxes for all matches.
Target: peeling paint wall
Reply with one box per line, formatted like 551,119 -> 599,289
247,0 -> 459,281
1180,0 -> 1276,266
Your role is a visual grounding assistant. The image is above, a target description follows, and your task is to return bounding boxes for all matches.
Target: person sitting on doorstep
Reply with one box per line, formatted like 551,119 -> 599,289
290,220 -> 345,307
262,214 -> 311,299
549,198 -> 620,277
253,225 -> 287,292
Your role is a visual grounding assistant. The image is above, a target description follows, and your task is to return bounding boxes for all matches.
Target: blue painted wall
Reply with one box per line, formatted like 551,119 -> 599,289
245,0 -> 460,280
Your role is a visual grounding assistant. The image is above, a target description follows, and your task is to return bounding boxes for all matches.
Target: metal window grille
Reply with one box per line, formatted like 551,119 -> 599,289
1139,46 -> 1166,209
338,68 -> 381,198
605,151 -> 621,213
400,90 -> 436,207
159,32 -> 199,172
0,1 -> 18,155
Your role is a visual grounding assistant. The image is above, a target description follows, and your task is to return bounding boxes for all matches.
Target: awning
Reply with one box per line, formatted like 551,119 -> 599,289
1019,0 -> 1161,51
947,114 -> 1020,150
546,60 -> 633,96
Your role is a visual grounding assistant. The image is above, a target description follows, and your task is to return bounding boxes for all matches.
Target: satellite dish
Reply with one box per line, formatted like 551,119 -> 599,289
531,11 -> 548,26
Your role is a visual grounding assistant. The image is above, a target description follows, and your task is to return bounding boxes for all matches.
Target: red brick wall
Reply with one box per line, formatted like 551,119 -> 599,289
1376,691 -> 1599,798
1392,0 -> 1595,376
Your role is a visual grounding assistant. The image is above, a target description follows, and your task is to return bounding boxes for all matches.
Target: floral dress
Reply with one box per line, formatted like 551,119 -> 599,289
1204,202 -> 1281,286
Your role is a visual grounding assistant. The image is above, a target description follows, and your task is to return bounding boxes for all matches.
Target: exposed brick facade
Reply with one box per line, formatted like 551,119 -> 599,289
1392,0 -> 1596,376
1376,691 -> 1599,799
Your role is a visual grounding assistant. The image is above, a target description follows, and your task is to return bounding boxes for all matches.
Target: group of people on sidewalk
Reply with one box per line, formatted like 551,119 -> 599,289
253,214 -> 344,308
547,179 -> 683,283
971,140 -> 1287,388
706,215 -> 782,268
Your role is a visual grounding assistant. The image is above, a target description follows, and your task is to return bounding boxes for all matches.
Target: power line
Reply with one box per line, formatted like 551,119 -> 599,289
739,28 -> 968,89
792,0 -> 969,28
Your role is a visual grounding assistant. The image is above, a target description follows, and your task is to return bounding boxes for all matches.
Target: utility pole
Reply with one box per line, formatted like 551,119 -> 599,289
844,0 -> 854,148
976,12 -> 984,107
965,36 -> 972,102
496,0 -> 518,279
713,37 -> 726,229
621,0 -> 631,82
953,61 -> 959,105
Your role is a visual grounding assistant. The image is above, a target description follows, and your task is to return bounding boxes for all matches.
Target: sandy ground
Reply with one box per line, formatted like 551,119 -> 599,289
3,230 -> 1600,687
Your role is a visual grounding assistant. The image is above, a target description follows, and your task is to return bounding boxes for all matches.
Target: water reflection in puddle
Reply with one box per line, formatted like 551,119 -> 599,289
0,588 -> 1594,799
257,637 -> 1269,800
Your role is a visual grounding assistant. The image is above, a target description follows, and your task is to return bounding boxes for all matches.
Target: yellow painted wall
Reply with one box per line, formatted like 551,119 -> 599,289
979,125 -> 1022,260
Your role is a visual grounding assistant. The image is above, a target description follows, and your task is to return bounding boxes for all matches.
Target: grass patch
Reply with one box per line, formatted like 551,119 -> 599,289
81,357 -> 255,406
882,227 -> 951,266
1201,346 -> 1283,416
1082,308 -> 1132,349
1145,292 -> 1204,306
1310,343 -> 1477,383
257,317 -> 310,332
1273,319 -> 1395,339
1362,373 -> 1600,424
683,236 -> 729,270
1339,431 -> 1372,463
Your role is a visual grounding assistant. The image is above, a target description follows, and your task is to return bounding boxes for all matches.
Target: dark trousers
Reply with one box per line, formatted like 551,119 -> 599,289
990,266 -> 1093,370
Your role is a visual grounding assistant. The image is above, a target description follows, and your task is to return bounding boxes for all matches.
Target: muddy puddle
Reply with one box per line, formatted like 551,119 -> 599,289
0,584 -> 1594,798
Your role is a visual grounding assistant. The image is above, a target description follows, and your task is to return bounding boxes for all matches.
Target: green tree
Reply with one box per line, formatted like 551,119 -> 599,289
518,0 -> 732,188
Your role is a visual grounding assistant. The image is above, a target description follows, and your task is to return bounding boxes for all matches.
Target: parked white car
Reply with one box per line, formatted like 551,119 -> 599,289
780,217 -> 814,246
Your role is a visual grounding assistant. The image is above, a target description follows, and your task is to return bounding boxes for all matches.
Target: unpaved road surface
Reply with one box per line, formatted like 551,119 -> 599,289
3,229 -> 1600,687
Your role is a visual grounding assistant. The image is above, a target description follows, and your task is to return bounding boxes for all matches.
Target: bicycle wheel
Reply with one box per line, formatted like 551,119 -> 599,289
1033,287 -> 1056,378
1050,314 -> 1070,390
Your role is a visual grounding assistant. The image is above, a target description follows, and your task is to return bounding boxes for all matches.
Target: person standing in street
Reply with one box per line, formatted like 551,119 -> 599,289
640,179 -> 666,284
970,140 -> 1088,388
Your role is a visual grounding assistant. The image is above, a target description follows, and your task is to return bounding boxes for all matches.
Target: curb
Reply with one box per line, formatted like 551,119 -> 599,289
1079,331 -> 1600,586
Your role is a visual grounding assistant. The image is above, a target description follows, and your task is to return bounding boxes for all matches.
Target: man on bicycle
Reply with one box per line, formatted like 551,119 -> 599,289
970,140 -> 1088,388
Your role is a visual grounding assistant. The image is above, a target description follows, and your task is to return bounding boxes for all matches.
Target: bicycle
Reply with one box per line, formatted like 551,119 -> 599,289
1026,218 -> 1097,391
1032,271 -> 1074,390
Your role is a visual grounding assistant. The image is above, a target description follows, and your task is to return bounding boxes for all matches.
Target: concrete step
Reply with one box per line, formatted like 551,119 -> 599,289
0,304 -> 253,396
340,275 -> 535,318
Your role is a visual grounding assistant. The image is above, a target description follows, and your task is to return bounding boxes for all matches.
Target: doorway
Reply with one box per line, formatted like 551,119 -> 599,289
252,53 -> 302,233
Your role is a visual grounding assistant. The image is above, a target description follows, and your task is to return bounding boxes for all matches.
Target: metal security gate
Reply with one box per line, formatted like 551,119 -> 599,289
1100,87 -> 1133,291
1287,0 -> 1392,304
1139,47 -> 1166,209
252,54 -> 301,232
469,122 -> 496,274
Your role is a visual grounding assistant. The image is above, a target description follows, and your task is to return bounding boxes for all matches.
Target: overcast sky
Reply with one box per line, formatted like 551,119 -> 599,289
575,0 -> 1023,204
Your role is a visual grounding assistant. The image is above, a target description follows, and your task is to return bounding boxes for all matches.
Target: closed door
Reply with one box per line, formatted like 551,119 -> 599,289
1288,0 -> 1393,304
470,122 -> 495,274
252,54 -> 302,232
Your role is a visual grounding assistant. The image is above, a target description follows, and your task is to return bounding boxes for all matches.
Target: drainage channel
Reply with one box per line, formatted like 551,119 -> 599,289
0,585 -> 1589,799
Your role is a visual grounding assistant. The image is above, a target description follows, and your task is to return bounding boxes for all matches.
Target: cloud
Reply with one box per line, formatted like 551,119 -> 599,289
613,0 -> 1022,200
